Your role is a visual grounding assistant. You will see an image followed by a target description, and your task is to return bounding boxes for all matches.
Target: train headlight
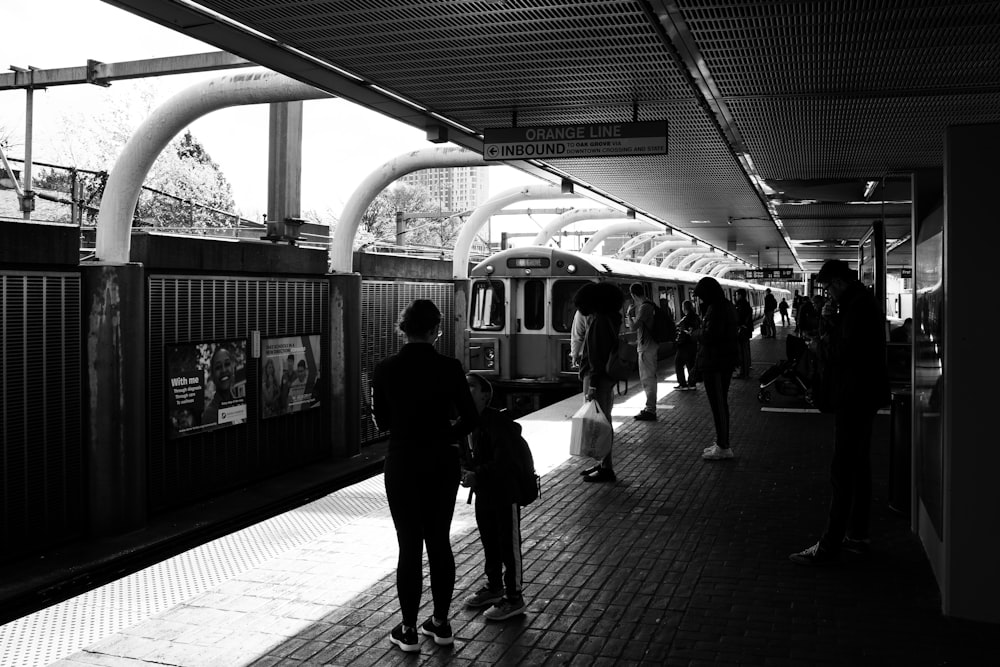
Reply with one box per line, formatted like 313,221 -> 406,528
485,265 -> 495,274
566,264 -> 577,274
486,348 -> 496,360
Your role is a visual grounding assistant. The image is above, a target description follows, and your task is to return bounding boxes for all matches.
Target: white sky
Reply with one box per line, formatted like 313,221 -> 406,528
0,0 -> 577,233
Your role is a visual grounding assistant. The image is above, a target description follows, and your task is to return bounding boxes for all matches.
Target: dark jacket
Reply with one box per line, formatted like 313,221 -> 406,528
735,298 -> 753,340
822,282 -> 890,412
463,407 -> 523,505
695,300 -> 738,373
676,311 -> 700,350
371,342 -> 478,453
764,292 -> 778,313
579,311 -> 623,383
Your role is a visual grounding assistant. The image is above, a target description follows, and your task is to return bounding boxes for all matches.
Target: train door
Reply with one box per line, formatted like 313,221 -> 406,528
512,277 -> 547,378
467,278 -> 507,377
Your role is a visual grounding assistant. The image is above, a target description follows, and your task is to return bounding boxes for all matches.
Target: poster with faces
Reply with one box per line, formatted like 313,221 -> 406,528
166,339 -> 248,439
260,335 -> 321,419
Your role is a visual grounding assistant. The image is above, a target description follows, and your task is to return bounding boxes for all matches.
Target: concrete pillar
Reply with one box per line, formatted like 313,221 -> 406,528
328,273 -> 362,459
82,263 -> 146,536
267,101 -> 303,225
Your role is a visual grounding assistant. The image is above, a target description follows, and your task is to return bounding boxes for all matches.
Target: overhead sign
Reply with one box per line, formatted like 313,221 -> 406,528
483,120 -> 668,161
745,268 -> 794,280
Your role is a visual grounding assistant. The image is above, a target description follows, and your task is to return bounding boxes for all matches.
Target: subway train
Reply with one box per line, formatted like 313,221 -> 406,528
465,246 -> 790,413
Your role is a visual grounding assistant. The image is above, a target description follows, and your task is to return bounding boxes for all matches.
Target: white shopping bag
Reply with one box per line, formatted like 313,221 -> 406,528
569,400 -> 613,460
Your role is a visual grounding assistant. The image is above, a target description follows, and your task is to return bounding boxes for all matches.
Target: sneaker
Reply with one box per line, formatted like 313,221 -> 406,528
686,384 -> 698,391
842,537 -> 872,557
389,623 -> 420,652
789,542 -> 840,566
483,596 -> 527,621
634,410 -> 656,421
465,586 -> 504,608
674,383 -> 689,390
702,444 -> 734,460
419,617 -> 454,646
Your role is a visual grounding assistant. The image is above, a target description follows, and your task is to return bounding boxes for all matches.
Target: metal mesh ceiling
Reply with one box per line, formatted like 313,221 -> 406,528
113,0 -> 1000,270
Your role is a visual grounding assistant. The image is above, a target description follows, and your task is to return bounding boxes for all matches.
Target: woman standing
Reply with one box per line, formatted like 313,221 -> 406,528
693,277 -> 739,461
577,282 -> 625,483
371,299 -> 479,652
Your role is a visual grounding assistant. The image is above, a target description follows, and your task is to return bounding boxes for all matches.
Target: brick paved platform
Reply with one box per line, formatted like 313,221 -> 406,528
38,326 -> 999,665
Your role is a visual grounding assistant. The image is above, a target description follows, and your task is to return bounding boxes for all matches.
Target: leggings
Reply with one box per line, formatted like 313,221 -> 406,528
702,370 -> 733,449
384,446 -> 461,626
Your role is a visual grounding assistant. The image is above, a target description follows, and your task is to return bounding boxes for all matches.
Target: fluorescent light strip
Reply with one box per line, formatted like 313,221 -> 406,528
429,112 -> 477,135
368,84 -> 427,111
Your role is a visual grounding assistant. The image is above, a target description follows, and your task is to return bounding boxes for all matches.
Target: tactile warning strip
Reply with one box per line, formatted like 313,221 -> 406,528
0,475 -> 388,667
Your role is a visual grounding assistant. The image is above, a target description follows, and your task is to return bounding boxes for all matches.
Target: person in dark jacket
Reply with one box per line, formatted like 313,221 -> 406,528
762,288 -> 778,337
693,277 -> 739,461
734,289 -> 754,379
790,260 -> 890,565
371,299 -> 479,651
674,299 -> 700,390
577,282 -> 625,482
461,374 -> 530,621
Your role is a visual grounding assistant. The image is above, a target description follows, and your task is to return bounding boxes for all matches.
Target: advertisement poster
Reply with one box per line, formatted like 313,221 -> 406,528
166,339 -> 248,439
261,334 -> 321,418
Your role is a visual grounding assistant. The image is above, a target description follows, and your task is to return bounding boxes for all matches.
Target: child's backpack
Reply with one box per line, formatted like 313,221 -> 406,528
651,303 -> 676,344
508,428 -> 541,506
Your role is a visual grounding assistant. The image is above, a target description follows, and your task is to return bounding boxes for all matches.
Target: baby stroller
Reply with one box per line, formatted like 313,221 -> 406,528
757,334 -> 817,405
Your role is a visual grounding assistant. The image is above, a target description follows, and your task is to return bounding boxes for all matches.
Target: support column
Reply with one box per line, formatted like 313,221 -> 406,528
328,272 -> 362,458
267,101 -> 303,226
82,263 -> 146,536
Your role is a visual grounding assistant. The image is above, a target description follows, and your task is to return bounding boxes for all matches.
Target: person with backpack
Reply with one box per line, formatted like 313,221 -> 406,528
461,373 -> 536,620
626,282 -> 658,422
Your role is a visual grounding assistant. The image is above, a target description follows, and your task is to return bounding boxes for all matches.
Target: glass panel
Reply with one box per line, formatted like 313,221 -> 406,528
470,280 -> 505,330
523,279 -> 545,330
552,280 -> 590,332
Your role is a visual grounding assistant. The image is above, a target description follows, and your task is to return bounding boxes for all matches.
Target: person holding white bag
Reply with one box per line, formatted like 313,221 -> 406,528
576,282 -> 625,483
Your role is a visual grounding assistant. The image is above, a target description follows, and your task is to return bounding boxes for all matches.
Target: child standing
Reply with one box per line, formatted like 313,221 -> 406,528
461,374 -> 529,621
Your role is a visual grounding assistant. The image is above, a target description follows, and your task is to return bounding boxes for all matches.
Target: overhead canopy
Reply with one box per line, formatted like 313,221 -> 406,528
103,0 -> 1000,271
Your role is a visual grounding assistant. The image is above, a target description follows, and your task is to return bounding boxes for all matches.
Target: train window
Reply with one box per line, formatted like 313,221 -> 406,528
552,280 -> 591,332
523,279 -> 545,330
470,280 -> 505,330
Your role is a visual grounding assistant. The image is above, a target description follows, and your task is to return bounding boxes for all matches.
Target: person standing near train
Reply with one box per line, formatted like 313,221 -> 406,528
762,288 -> 778,338
693,277 -> 739,461
626,282 -> 658,421
371,299 -> 479,652
578,282 -> 625,482
673,299 -> 700,390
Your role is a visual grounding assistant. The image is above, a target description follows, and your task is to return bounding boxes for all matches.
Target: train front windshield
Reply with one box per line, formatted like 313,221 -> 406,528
470,280 -> 505,330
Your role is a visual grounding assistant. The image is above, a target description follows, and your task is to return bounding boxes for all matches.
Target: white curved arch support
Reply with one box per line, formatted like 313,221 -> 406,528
660,246 -> 708,268
639,239 -> 696,265
711,263 -> 744,278
614,232 -> 672,258
530,208 -> 621,246
97,69 -> 331,263
690,255 -> 727,273
677,250 -> 719,271
579,220 -> 659,254
453,184 -> 571,280
332,146 -> 489,272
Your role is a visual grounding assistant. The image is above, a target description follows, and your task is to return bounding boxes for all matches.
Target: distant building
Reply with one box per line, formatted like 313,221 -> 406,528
398,166 -> 489,214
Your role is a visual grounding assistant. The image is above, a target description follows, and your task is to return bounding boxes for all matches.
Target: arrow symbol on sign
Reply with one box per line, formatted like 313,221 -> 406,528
487,146 -> 499,157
